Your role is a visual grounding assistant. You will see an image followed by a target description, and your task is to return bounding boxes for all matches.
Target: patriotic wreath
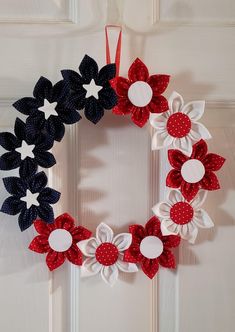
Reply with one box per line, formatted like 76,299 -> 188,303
0,27 -> 225,286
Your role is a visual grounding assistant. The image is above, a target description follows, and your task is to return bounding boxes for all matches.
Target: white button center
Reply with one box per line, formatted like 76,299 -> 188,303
181,159 -> 205,183
15,140 -> 35,160
20,189 -> 39,209
38,99 -> 58,120
128,81 -> 153,107
140,236 -> 163,259
48,229 -> 73,252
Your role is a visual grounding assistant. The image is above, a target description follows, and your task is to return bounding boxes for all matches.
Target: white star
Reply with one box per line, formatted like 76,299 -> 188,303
21,189 -> 39,209
38,99 -> 58,120
15,140 -> 35,160
83,79 -> 102,99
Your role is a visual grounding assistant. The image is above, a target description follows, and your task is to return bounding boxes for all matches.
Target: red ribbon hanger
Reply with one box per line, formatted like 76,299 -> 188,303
105,25 -> 122,76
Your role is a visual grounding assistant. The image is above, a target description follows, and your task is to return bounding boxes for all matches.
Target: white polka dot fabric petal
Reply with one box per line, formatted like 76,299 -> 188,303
79,223 -> 138,286
152,189 -> 214,244
150,91 -> 211,156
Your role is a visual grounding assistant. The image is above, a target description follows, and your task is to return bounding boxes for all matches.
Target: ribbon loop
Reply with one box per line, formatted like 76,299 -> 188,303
105,25 -> 122,76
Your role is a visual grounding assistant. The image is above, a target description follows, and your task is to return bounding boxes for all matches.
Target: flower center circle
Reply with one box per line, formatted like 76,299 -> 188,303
48,229 -> 73,252
181,159 -> 205,183
167,113 -> 191,138
170,202 -> 194,225
95,242 -> 119,266
140,236 -> 163,259
128,81 -> 153,107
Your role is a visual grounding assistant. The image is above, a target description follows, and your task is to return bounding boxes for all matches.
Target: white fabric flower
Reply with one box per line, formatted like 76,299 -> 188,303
152,189 -> 214,244
150,91 -> 211,156
78,223 -> 138,286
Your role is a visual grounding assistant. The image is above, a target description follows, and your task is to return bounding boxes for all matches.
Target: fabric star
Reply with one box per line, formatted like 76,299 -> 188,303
111,58 -> 170,127
150,91 -> 211,156
78,223 -> 138,286
124,216 -> 180,279
1,171 -> 60,231
152,189 -> 214,243
0,117 -> 56,177
13,77 -> 81,142
166,139 -> 225,201
29,213 -> 92,271
62,55 -> 117,124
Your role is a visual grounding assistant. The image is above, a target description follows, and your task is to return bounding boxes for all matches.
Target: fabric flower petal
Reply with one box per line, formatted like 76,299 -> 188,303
128,58 -> 149,82
3,176 -> 26,196
182,100 -> 205,121
168,149 -> 188,169
97,63 -> 116,85
148,95 -> 169,114
79,55 -> 99,82
131,106 -> 149,127
203,153 -> 225,171
112,233 -> 132,251
191,139 -> 208,160
78,238 -> 99,257
168,91 -> 184,113
191,122 -> 211,140
81,257 -> 102,276
29,235 -> 49,253
141,257 -> 159,279
13,97 -> 40,116
66,244 -> 83,266
0,132 -> 19,151
162,234 -> 181,248
37,187 -> 60,205
158,249 -> 176,268
116,257 -> 138,273
46,250 -> 65,271
147,74 -> 170,95
29,171 -> 48,193
84,98 -> 104,124
181,181 -> 200,201
152,201 -> 171,218
200,171 -> 220,190
166,169 -> 183,188
0,151 -> 21,170
193,209 -> 214,228
34,219 -> 52,235
18,206 -> 38,231
37,203 -> 54,224
1,196 -> 25,215
33,76 -> 53,100
101,264 -> 119,286
96,223 -> 113,243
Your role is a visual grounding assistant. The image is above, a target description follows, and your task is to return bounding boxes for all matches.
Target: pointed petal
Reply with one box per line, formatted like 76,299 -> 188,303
129,224 -> 146,243
116,256 -> 138,273
200,171 -> 220,190
18,206 -> 38,231
97,63 -> 116,84
37,204 -> 54,224
151,131 -> 173,150
147,74 -> 170,95
181,181 -> 199,201
148,95 -> 169,113
172,136 -> 193,157
37,188 -> 60,205
160,219 -> 178,236
19,158 -> 38,178
191,190 -> 207,209
166,169 -> 183,188
66,244 -> 83,266
29,171 -> 48,193
203,153 -> 225,171
158,249 -> 176,268
29,235 -> 49,253
81,257 -> 102,276
54,213 -> 74,230
13,97 -> 39,116
59,109 -> 82,125
33,76 -> 53,100
152,201 -> 171,218
34,219 -> 52,235
79,55 -> 98,82
193,209 -> 214,228
141,257 -> 159,279
113,233 -> 132,251
0,151 -> 21,170
168,149 -> 188,169
191,139 -> 208,159
61,69 -> 83,89
149,112 -> 168,129
99,87 -> 117,109
111,77 -> 130,97
182,100 -> 205,121
191,122 -> 212,140
1,196 -> 25,215
183,226 -> 198,244
101,265 -> 119,286
84,98 -> 104,124
46,250 -> 65,271
145,216 -> 161,236
72,225 -> 92,242
112,98 -> 132,115
78,238 -> 99,257
45,116 -> 65,142
128,58 -> 149,82
168,91 -> 184,113
0,132 -> 19,151
3,176 -> 26,196
131,106 -> 149,127
123,248 -> 139,263
14,117 -> 27,141
162,234 -> 181,248
35,151 -> 56,168
96,223 -> 113,243
167,189 -> 183,204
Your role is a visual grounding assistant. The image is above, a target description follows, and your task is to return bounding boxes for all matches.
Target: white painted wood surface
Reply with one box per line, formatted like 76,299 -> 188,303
0,1 -> 234,332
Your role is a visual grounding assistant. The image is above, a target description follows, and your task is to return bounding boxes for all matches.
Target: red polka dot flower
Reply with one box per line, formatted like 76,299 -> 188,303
150,91 -> 211,156
29,213 -> 91,271
111,58 -> 170,127
78,223 -> 138,286
152,189 -> 214,243
123,216 -> 180,279
166,139 -> 225,201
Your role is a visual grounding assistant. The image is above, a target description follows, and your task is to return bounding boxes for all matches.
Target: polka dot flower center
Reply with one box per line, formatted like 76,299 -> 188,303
167,113 -> 191,138
95,242 -> 119,266
170,202 -> 194,225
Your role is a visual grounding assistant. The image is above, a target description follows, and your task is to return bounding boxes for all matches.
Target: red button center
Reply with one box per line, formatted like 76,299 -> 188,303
167,113 -> 191,138
95,242 -> 119,266
170,202 -> 194,225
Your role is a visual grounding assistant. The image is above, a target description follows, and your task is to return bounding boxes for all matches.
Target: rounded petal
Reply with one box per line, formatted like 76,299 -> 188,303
152,201 -> 171,218
29,235 -> 49,253
0,151 -> 21,170
168,91 -> 184,113
66,244 -> 83,266
0,132 -> 19,151
33,76 -> 52,100
148,95 -> 169,114
116,256 -> 138,273
141,257 -> 159,279
181,181 -> 199,201
158,249 -> 176,268
37,204 -> 54,224
147,74 -> 170,95
18,206 -> 38,231
78,238 -> 99,257
96,223 -> 113,243
128,58 -> 149,82
1,196 -> 25,215
97,63 -> 116,84
79,55 -> 98,82
131,106 -> 149,127
168,149 -> 188,169
203,153 -> 225,171
112,233 -> 132,251
191,139 -> 208,160
193,209 -> 214,229
81,257 -> 102,276
46,250 -> 65,271
191,122 -> 212,140
182,100 -> 205,121
200,171 -> 220,190
101,264 -> 119,286
166,169 -> 183,188
3,176 -> 26,196
145,216 -> 161,236
38,188 -> 60,205
191,190 -> 207,209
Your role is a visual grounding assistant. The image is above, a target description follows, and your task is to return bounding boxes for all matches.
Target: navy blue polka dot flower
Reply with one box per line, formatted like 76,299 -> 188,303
1,171 -> 60,231
13,77 -> 81,142
0,117 -> 56,177
61,55 -> 117,124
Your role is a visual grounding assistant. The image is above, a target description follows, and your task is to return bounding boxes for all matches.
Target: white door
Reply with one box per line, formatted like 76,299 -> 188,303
0,1 -> 234,332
